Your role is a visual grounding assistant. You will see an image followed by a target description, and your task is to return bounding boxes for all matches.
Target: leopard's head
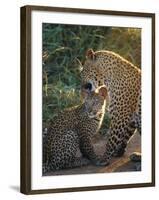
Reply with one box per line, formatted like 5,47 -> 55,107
81,49 -> 106,94
84,86 -> 107,118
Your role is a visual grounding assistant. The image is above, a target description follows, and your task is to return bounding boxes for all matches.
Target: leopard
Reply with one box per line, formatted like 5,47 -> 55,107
80,49 -> 141,166
43,86 -> 107,173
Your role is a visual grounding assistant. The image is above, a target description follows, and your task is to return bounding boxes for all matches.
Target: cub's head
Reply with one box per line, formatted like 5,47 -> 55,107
84,86 -> 107,118
81,49 -> 106,93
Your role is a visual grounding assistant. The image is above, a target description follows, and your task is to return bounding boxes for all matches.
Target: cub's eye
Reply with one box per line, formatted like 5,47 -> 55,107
84,83 -> 92,91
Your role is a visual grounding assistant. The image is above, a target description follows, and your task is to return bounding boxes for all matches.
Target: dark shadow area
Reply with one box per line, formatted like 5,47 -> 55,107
9,185 -> 20,192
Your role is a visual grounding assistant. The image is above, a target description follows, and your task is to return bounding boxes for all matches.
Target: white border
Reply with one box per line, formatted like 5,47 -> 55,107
31,10 -> 152,190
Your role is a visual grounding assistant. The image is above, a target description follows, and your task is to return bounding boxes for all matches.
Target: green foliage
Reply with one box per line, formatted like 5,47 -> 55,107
42,23 -> 141,133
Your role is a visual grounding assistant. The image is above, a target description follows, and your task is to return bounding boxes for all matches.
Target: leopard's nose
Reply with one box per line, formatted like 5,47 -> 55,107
83,83 -> 92,91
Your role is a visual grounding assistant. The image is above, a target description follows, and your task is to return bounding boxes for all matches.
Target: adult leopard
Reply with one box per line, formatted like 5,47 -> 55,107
81,49 -> 141,166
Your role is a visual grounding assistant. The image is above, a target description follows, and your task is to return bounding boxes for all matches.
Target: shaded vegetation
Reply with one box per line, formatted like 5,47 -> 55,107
42,23 -> 141,134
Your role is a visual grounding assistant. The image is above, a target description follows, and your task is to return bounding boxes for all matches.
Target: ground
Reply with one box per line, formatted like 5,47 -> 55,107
44,132 -> 141,176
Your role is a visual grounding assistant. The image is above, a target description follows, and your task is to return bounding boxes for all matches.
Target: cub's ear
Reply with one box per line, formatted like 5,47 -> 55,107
98,86 -> 107,99
86,49 -> 96,60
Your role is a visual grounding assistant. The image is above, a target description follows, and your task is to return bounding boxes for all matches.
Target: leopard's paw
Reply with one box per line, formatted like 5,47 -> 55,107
134,162 -> 141,171
130,152 -> 141,162
113,142 -> 127,157
81,157 -> 91,166
93,157 -> 109,166
113,148 -> 125,157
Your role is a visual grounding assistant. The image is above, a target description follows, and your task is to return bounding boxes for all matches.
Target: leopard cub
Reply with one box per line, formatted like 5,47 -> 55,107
43,86 -> 107,173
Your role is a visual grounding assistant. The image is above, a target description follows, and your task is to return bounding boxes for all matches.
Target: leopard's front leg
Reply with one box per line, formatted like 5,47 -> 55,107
98,111 -> 136,166
79,135 -> 107,166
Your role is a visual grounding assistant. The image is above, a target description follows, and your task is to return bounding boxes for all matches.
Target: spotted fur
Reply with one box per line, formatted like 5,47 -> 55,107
81,49 -> 141,165
43,87 -> 107,173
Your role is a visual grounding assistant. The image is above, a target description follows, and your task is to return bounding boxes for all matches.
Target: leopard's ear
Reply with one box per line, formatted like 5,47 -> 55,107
86,49 -> 96,60
98,86 -> 107,99
74,58 -> 83,72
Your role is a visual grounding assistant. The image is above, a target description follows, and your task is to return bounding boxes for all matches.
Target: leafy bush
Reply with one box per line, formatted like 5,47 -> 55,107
42,23 -> 141,133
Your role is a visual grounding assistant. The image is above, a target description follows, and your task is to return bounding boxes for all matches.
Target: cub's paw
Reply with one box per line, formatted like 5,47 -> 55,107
93,157 -> 109,166
81,157 -> 91,166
